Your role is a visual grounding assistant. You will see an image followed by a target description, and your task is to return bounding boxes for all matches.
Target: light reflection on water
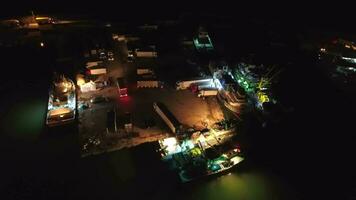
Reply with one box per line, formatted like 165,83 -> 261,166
170,169 -> 298,200
1,99 -> 46,141
2,92 -> 298,200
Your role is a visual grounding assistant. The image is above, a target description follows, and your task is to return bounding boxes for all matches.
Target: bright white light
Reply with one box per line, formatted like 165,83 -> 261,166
48,102 -> 53,110
40,42 -> 44,47
67,95 -> 76,110
214,78 -> 223,90
161,137 -> 180,154
162,137 -> 177,146
347,67 -> 356,72
181,140 -> 195,151
229,73 -> 234,79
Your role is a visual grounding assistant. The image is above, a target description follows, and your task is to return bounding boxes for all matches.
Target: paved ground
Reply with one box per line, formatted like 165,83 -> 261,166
118,87 -> 224,128
78,85 -> 225,157
77,36 -> 227,157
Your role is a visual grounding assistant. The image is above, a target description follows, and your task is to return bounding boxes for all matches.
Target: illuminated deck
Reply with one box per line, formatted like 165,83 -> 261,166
46,75 -> 76,126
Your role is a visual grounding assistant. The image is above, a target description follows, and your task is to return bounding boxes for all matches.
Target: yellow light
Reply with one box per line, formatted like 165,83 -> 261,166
36,17 -> 50,20
257,91 -> 270,103
77,78 -> 85,86
190,147 -> 202,157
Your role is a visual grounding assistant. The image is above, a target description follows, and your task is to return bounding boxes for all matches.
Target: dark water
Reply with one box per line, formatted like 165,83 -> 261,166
0,66 -> 299,199
0,98 -> 298,200
1,64 -> 356,199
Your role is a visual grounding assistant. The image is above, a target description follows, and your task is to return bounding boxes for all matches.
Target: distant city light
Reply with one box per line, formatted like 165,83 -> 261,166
348,67 -> 356,72
40,42 -> 44,47
341,56 -> 356,64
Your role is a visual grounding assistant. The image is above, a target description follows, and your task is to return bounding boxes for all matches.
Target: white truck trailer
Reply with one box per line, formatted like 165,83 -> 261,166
135,48 -> 158,58
176,77 -> 213,90
137,80 -> 160,88
86,61 -> 103,68
197,89 -> 218,98
137,68 -> 154,75
88,68 -> 107,75
153,102 -> 182,134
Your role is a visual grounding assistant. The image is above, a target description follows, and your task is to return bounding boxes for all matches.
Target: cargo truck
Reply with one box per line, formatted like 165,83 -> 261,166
153,102 -> 182,134
197,89 -> 218,98
137,68 -> 154,75
176,77 -> 213,90
135,48 -> 158,58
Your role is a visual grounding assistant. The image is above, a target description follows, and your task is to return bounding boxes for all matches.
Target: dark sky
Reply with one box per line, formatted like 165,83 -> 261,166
0,0 -> 350,26
0,1 -> 352,34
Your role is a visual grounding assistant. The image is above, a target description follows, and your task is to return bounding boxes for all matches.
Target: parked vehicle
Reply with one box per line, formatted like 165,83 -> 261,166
90,96 -> 107,104
135,48 -> 158,58
87,67 -> 107,75
127,50 -> 135,62
107,51 -> 114,61
197,89 -> 218,98
176,77 -> 213,90
153,102 -> 182,134
137,68 -> 154,75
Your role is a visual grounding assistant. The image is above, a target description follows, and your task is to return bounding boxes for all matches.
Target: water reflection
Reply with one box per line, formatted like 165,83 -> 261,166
0,90 -> 299,200
192,173 -> 277,200
155,166 -> 298,200
1,98 -> 46,141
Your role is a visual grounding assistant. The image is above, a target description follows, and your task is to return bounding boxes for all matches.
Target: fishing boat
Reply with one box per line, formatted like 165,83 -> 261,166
179,150 -> 244,183
46,74 -> 76,126
158,124 -> 244,183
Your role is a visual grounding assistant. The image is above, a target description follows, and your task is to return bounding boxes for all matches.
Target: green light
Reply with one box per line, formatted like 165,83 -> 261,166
257,91 -> 270,103
190,147 -> 202,157
210,164 -> 221,171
